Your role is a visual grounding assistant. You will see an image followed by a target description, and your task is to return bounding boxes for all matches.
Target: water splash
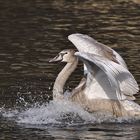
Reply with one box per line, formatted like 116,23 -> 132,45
17,100 -> 96,125
1,99 -> 140,127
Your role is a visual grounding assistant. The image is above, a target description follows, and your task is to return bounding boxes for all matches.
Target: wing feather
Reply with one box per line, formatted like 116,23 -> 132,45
68,33 -> 139,99
75,52 -> 123,100
75,52 -> 139,100
68,33 -> 127,68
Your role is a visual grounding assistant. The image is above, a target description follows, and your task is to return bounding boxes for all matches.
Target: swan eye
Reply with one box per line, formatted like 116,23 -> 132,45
60,52 -> 68,56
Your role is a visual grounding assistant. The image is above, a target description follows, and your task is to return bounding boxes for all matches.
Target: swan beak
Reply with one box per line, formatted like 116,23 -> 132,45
49,54 -> 63,62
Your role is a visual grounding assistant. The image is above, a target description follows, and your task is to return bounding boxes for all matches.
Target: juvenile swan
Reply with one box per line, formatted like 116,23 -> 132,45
50,33 -> 140,117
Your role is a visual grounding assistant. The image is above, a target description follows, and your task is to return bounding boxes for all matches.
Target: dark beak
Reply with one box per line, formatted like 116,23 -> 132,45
49,54 -> 63,62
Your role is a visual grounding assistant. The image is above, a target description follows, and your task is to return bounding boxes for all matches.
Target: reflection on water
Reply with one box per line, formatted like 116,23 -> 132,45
0,0 -> 140,139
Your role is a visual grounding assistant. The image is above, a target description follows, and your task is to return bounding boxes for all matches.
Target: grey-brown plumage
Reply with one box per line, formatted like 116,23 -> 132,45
49,34 -> 140,117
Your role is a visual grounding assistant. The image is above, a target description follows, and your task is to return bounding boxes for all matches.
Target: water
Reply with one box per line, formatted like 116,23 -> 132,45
1,100 -> 140,140
0,0 -> 140,139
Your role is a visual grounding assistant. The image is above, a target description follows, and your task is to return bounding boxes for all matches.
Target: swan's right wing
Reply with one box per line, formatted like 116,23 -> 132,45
68,33 -> 127,68
75,52 -> 139,101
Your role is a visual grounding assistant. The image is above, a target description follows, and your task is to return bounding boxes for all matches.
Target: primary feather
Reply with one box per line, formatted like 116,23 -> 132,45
68,33 -> 139,101
68,33 -> 127,68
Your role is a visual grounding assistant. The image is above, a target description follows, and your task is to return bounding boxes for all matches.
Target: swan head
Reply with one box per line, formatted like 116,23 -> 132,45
49,49 -> 76,63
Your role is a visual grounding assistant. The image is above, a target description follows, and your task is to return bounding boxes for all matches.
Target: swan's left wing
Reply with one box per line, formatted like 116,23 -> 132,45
68,33 -> 139,99
75,52 -> 139,100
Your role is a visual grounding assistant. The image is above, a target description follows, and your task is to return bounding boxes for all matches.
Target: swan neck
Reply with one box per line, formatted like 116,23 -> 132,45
53,58 -> 78,99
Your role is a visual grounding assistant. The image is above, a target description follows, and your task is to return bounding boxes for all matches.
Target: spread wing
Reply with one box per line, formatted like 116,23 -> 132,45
75,52 -> 139,100
68,33 -> 127,68
68,33 -> 139,100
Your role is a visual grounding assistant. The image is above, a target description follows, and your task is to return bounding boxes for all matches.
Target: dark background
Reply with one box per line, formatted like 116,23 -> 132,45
0,0 -> 140,139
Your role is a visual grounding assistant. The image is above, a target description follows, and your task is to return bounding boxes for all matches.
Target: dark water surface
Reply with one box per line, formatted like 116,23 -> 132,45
0,0 -> 140,139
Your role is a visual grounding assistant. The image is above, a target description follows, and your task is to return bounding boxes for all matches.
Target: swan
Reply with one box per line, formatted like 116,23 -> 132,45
49,33 -> 140,117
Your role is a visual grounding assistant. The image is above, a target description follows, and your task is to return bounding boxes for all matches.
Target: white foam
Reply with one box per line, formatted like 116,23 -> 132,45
17,100 -> 96,125
1,100 -> 140,126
